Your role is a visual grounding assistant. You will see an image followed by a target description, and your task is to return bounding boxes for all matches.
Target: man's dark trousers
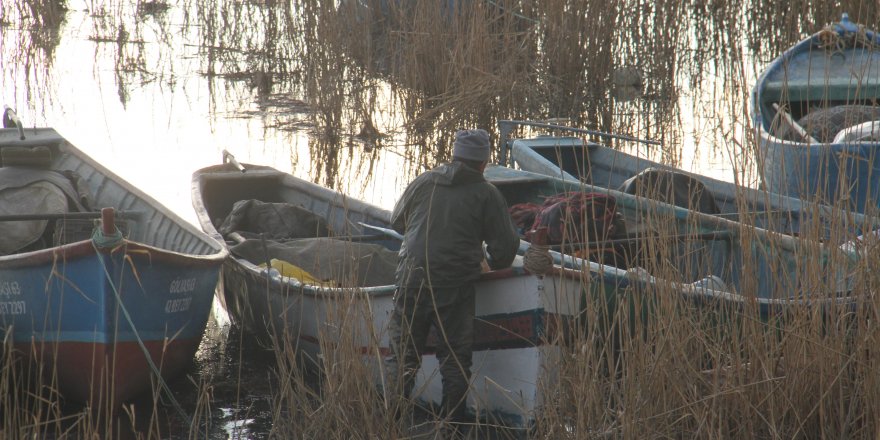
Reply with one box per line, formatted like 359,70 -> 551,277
386,283 -> 475,423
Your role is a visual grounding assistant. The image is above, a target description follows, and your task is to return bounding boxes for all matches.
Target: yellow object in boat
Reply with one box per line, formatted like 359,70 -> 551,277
260,258 -> 328,286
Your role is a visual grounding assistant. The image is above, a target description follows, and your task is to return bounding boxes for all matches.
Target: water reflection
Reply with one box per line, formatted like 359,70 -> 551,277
6,2 -> 878,178
186,313 -> 275,440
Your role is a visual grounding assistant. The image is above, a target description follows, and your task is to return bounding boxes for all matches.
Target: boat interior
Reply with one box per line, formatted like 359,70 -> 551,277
0,140 -> 126,254
0,125 -> 221,257
490,170 -> 729,277
758,42 -> 880,142
488,164 -> 859,299
199,166 -> 401,288
503,137 -> 865,239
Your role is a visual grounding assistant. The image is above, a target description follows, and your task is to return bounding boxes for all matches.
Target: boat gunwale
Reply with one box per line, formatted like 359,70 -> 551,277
223,246 -> 588,299
0,237 -> 225,269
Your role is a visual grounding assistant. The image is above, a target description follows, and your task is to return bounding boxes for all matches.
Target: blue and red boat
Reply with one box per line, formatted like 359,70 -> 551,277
0,109 -> 225,407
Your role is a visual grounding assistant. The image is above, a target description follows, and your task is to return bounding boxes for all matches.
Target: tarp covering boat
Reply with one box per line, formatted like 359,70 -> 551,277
0,167 -> 92,254
229,236 -> 398,288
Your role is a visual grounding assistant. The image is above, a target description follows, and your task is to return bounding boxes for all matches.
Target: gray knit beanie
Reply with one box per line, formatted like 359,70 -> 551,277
452,129 -> 490,162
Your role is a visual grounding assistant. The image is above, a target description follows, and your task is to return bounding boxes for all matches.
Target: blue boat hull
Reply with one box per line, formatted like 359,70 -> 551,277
0,235 -> 220,405
0,125 -> 226,406
758,138 -> 880,213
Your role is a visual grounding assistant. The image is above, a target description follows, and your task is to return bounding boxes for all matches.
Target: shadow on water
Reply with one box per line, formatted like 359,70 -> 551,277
167,312 -> 277,440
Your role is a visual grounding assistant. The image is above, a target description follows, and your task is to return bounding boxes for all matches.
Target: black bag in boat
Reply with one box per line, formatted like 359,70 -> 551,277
218,199 -> 331,240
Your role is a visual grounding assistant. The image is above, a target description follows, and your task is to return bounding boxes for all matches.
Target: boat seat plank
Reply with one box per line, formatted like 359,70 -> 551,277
488,175 -> 552,187
762,81 -> 880,103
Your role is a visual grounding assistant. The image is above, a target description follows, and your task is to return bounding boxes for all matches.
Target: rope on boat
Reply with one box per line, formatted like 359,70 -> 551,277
91,230 -> 194,427
90,227 -> 123,248
523,227 -> 553,275
523,243 -> 553,275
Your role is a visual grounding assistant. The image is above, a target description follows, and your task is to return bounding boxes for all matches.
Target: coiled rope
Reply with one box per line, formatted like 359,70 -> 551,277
91,227 -> 123,248
523,227 -> 554,276
523,243 -> 553,276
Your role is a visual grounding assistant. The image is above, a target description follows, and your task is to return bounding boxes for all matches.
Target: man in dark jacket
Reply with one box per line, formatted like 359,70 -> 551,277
385,128 -> 520,431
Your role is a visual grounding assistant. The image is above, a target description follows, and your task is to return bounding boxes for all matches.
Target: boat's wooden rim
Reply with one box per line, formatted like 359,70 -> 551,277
230,252 -> 585,298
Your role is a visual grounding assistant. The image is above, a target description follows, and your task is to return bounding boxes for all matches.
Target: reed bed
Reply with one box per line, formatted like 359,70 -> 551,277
255,208 -> 880,438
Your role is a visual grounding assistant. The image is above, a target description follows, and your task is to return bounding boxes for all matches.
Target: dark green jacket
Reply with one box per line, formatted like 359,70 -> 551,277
391,162 -> 520,288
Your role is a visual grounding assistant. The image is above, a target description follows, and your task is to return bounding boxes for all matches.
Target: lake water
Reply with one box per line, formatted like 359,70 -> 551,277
3,1 -> 870,437
3,1 -> 758,227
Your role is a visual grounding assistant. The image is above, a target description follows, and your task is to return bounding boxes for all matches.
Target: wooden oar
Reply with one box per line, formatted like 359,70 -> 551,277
359,221 -> 731,250
225,229 -> 389,245
498,119 -> 662,146
552,230 -> 733,252
773,103 -> 818,144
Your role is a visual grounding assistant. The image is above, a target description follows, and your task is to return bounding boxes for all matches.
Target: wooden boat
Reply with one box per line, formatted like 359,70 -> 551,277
492,120 -> 877,311
498,119 -> 872,236
0,110 -> 226,407
750,13 -> 880,213
191,153 -> 586,426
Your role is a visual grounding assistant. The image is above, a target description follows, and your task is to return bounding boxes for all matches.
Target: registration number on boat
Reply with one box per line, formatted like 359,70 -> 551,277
169,278 -> 197,294
0,281 -> 21,297
0,301 -> 26,315
165,297 -> 192,313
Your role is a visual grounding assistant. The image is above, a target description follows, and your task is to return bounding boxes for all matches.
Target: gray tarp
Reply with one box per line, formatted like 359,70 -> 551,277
218,199 -> 331,240
0,181 -> 67,254
0,168 -> 92,255
220,199 -> 397,287
773,105 -> 880,143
